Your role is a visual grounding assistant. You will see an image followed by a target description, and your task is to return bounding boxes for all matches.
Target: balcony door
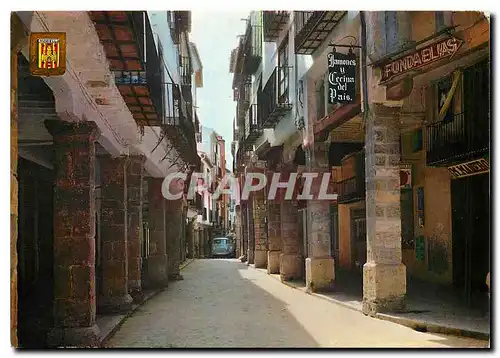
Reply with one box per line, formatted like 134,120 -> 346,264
278,36 -> 289,103
463,58 -> 489,155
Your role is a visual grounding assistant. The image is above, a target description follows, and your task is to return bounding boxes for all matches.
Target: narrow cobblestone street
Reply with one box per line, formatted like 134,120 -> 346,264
106,259 -> 488,348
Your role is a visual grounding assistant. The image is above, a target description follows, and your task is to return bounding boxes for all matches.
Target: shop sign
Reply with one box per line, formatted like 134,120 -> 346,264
327,51 -> 356,104
29,32 -> 66,76
380,36 -> 464,83
448,158 -> 489,179
400,164 -> 412,189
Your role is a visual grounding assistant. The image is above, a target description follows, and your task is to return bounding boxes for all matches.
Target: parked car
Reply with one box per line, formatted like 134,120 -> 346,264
211,237 -> 235,258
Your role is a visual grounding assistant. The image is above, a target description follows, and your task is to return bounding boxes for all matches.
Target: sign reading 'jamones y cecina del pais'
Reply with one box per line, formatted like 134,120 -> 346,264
380,36 -> 464,83
328,51 -> 357,104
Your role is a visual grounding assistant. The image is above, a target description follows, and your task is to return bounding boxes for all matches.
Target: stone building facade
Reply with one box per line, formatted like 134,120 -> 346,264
11,11 -> 203,347
231,11 -> 490,315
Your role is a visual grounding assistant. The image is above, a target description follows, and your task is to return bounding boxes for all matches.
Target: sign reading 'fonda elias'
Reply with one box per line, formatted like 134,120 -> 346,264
327,51 -> 357,105
380,36 -> 464,83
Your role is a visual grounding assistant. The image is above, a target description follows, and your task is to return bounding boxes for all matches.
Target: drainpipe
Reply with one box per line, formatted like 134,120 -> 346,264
360,11 -> 369,119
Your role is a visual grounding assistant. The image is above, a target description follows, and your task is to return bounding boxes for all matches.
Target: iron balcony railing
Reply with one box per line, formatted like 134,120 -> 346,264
237,76 -> 252,122
294,11 -> 323,53
164,82 -> 196,148
245,104 -> 261,143
294,11 -> 346,54
338,150 -> 365,203
263,11 -> 290,41
180,55 -> 192,86
426,111 -> 489,166
260,66 -> 293,128
243,22 -> 263,75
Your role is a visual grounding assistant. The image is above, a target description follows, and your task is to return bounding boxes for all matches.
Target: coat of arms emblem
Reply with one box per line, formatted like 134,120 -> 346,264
29,32 -> 66,76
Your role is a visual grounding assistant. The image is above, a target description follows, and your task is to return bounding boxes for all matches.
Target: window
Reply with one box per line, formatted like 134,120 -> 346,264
385,11 -> 399,54
436,75 -> 455,123
278,36 -> 290,103
435,12 -> 445,31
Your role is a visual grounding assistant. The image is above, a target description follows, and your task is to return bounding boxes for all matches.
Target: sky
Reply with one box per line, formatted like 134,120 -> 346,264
190,11 -> 249,169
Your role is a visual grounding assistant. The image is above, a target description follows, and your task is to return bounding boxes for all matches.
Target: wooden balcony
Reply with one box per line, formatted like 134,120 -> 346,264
338,150 -> 365,203
294,11 -> 346,54
263,11 -> 290,42
91,11 -> 164,126
244,104 -> 262,145
260,66 -> 293,128
426,111 -> 489,166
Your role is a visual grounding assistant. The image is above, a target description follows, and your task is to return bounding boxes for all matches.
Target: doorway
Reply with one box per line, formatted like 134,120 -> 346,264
17,158 -> 54,348
329,204 -> 339,263
350,208 -> 366,271
451,173 -> 490,307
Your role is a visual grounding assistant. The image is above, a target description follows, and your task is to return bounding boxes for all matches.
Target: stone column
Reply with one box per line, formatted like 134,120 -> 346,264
362,104 -> 406,315
166,198 -> 183,280
97,155 -> 133,313
234,207 -> 241,258
246,200 -> 255,265
200,228 -> 206,258
305,141 -> 335,292
241,205 -> 248,259
246,162 -> 267,268
266,170 -> 282,274
280,169 -> 302,280
45,120 -> 100,347
187,220 -> 194,259
144,178 -> 168,288
126,154 -> 144,303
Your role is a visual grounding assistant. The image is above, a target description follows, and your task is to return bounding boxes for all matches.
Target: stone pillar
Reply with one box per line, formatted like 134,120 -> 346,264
246,201 -> 255,265
166,198 -> 183,280
144,178 -> 168,288
305,141 -> 335,293
126,154 -> 144,303
235,207 -> 241,258
98,155 -> 133,313
266,170 -> 282,274
280,194 -> 303,281
246,162 -> 267,268
362,104 -> 406,315
187,220 -> 194,259
45,120 -> 100,347
201,228 -> 206,258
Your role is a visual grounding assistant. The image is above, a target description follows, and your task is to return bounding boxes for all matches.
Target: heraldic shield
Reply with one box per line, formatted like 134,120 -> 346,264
29,32 -> 66,76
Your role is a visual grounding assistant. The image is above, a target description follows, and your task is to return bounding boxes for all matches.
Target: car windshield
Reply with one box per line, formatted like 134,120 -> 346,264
213,238 -> 227,245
